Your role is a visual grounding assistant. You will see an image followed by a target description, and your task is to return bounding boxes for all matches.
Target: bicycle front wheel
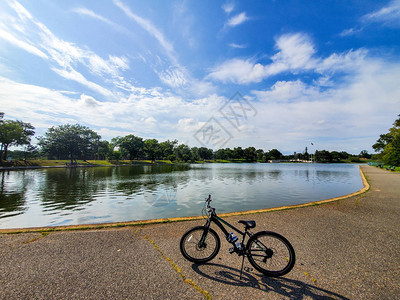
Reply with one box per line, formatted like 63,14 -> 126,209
180,226 -> 220,264
247,231 -> 295,277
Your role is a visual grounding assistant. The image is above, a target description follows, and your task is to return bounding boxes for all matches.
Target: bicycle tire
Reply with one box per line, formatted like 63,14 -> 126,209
246,231 -> 295,277
180,226 -> 220,264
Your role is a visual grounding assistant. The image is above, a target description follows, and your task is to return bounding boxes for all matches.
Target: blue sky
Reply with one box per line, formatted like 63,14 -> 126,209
0,0 -> 400,154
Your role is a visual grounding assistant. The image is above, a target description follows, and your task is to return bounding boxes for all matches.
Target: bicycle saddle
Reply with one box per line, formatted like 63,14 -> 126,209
238,220 -> 256,229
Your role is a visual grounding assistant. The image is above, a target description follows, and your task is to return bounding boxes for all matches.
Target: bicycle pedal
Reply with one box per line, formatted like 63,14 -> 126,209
229,247 -> 235,254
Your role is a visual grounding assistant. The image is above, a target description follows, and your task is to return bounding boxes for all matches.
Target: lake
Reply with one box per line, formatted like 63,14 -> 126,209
0,163 -> 364,229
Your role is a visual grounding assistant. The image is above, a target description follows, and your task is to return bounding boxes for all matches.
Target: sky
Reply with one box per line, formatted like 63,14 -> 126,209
0,0 -> 400,155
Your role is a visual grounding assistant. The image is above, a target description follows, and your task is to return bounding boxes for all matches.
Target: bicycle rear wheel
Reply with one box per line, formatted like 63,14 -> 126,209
180,226 -> 220,264
247,231 -> 295,277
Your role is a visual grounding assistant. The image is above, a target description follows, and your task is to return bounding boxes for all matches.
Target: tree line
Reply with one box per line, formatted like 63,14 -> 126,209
0,113 -> 35,161
1,112 -> 398,165
372,114 -> 400,166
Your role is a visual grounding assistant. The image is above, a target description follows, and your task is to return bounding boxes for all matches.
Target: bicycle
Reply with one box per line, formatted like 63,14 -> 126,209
180,195 -> 296,278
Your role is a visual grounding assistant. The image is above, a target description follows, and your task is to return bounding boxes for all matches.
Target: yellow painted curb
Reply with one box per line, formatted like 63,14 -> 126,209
0,166 -> 370,234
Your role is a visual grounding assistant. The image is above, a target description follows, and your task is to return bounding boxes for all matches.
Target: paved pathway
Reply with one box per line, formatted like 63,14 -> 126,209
1,166 -> 399,299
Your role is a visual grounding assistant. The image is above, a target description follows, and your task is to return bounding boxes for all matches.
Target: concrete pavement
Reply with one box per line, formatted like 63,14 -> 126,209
1,165 -> 399,299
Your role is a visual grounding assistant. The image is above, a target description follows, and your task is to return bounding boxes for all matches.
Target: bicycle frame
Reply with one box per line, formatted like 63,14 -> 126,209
201,207 -> 252,252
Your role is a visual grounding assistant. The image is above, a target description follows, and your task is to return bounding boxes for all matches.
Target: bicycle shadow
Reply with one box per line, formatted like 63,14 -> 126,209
191,263 -> 349,299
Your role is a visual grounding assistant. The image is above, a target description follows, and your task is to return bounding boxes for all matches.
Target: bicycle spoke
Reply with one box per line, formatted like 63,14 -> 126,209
180,226 -> 220,263
247,231 -> 295,276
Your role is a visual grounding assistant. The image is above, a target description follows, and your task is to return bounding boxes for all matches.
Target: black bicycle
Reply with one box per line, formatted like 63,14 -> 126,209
180,195 -> 295,277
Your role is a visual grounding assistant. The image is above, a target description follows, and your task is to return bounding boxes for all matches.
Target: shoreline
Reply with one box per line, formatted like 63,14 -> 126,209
0,159 -> 369,171
0,161 -> 173,171
0,166 -> 369,234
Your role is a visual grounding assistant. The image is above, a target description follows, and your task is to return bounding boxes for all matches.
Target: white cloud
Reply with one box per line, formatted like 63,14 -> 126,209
88,55 -> 129,77
0,25 -> 48,59
270,33 -> 316,71
229,43 -> 247,49
0,73 -> 223,142
316,49 -> 367,73
339,1 -> 400,37
208,33 -> 317,84
339,27 -> 363,37
208,33 -> 371,86
362,0 -> 400,27
79,94 -> 101,108
222,2 -> 235,15
8,0 -> 33,21
157,67 -> 187,88
226,12 -> 248,27
177,118 -> 199,133
1,48 -> 399,153
72,7 -> 130,34
247,56 -> 400,153
253,80 -> 317,102
51,67 -> 114,97
114,0 -> 175,58
172,1 -> 196,49
207,58 -> 265,84
113,0 -> 213,93
0,1 -> 133,99
0,76 -> 197,140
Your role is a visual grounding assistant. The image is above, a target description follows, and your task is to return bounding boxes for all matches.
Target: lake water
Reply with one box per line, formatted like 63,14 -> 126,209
0,163 -> 364,229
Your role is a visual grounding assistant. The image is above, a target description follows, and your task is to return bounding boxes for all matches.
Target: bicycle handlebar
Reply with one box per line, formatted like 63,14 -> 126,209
206,194 -> 211,203
205,194 -> 214,215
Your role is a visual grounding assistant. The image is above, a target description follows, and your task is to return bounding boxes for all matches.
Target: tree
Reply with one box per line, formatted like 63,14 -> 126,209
372,133 -> 392,153
97,140 -> 113,160
267,149 -> 283,160
214,148 -> 227,160
175,144 -> 193,162
233,147 -> 244,159
198,147 -> 213,160
314,150 -> 332,162
382,134 -> 400,166
340,151 -> 350,160
330,151 -> 341,162
159,140 -> 177,160
373,115 -> 400,166
191,147 -> 200,161
359,150 -> 371,159
23,145 -> 39,160
118,135 -> 144,160
38,124 -> 100,162
144,139 -> 161,161
0,116 -> 35,161
256,149 -> 264,161
224,148 -> 234,159
244,147 -> 257,161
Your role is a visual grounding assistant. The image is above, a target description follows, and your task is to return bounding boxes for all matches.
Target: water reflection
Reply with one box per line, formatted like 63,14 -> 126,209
268,170 -> 282,180
40,168 -> 103,211
111,165 -> 190,196
211,166 -> 282,183
0,163 -> 363,229
0,171 -> 30,218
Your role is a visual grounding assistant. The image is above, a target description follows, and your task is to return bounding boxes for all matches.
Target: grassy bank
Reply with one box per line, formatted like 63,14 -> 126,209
1,159 -> 387,170
0,159 -> 175,168
0,158 -> 257,168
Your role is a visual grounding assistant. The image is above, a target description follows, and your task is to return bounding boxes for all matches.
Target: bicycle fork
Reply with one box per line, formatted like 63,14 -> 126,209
199,220 -> 212,248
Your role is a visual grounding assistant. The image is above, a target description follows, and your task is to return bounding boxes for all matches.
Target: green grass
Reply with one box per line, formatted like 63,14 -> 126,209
1,159 -> 178,168
32,160 -> 108,166
383,165 -> 400,172
369,162 -> 399,172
